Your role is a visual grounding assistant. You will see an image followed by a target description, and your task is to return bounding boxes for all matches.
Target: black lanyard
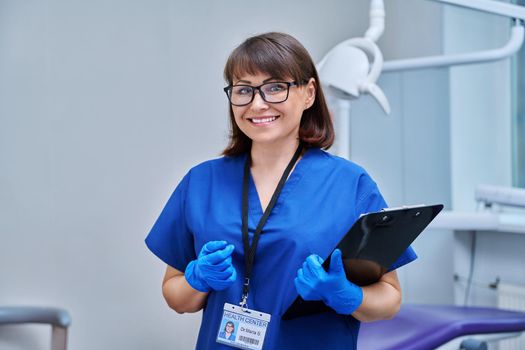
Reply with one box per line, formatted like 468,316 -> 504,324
240,143 -> 304,309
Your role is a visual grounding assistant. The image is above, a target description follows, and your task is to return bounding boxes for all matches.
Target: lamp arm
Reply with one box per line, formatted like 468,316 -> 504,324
382,0 -> 525,72
431,0 -> 525,21
318,0 -> 386,69
383,22 -> 524,72
365,0 -> 386,42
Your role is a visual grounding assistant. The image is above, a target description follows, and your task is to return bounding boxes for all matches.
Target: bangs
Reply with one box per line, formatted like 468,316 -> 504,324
224,35 -> 305,84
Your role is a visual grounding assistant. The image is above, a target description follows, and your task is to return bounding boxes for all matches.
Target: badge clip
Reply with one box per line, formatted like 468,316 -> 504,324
239,278 -> 250,310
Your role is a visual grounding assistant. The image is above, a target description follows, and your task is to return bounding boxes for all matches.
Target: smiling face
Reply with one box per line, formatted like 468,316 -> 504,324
231,72 -> 315,148
222,32 -> 334,156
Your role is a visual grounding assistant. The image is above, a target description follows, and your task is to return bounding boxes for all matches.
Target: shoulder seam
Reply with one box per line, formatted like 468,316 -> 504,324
354,182 -> 379,218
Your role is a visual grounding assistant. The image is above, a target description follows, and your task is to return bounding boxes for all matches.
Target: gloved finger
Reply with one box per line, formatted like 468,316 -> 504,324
295,276 -> 320,301
208,265 -> 237,282
303,261 -> 322,282
203,244 -> 235,264
184,260 -> 211,293
219,265 -> 236,279
294,274 -> 308,293
294,277 -> 305,293
226,266 -> 237,282
301,260 -> 315,281
203,255 -> 235,272
205,255 -> 232,270
305,254 -> 325,279
328,248 -> 345,275
297,267 -> 318,291
302,259 -> 314,279
200,241 -> 228,256
223,256 -> 233,266
306,254 -> 323,267
208,273 -> 236,291
205,266 -> 236,280
296,267 -> 307,282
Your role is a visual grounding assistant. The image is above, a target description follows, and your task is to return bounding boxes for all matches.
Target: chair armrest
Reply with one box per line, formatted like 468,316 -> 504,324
0,307 -> 71,328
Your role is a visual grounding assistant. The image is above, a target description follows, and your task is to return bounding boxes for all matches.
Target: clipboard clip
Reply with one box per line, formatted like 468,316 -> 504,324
359,204 -> 427,218
381,204 -> 426,212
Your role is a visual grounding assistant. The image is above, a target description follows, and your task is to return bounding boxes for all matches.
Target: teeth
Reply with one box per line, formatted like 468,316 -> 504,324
251,116 -> 277,124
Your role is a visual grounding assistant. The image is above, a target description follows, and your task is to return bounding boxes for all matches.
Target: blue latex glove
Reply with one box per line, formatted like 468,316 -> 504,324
294,248 -> 363,315
184,241 -> 237,292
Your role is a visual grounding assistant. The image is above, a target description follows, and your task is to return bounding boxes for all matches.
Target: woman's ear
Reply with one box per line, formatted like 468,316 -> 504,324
304,78 -> 316,109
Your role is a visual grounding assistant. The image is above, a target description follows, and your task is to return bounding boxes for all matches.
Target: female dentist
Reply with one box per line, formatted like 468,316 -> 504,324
146,32 -> 416,350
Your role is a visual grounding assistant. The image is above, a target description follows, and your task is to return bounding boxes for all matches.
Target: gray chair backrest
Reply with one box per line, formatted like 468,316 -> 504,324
0,307 -> 71,350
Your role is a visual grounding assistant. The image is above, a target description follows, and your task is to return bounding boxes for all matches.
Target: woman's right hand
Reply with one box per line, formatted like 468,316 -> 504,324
184,240 -> 237,292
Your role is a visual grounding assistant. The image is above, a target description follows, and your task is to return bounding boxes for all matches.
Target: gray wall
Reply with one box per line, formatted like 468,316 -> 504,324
443,3 -> 523,309
445,4 -> 513,209
0,1 -> 449,349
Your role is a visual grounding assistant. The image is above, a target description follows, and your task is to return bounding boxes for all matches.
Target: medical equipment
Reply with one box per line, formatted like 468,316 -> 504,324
358,304 -> 525,350
319,0 -> 525,95
475,184 -> 525,209
429,185 -> 525,233
406,185 -> 525,349
317,0 -> 390,114
319,0 -> 525,159
0,306 -> 71,350
357,203 -> 525,349
384,0 -> 525,72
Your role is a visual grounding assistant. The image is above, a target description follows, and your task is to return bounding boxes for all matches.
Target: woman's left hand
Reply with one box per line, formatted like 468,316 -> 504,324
294,249 -> 363,315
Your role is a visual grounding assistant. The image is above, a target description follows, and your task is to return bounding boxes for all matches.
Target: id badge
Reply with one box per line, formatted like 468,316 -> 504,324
216,303 -> 271,350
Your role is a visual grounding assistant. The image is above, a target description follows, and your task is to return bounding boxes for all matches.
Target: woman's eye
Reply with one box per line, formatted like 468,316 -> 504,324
233,87 -> 252,95
266,83 -> 286,93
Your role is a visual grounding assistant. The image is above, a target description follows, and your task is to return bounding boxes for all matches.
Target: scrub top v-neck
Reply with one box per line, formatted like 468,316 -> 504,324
145,148 -> 417,350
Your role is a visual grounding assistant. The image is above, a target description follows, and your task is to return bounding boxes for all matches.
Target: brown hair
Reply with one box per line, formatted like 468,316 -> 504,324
222,32 -> 334,156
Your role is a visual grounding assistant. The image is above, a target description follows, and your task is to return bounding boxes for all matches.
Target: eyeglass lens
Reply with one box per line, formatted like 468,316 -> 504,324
230,82 -> 290,105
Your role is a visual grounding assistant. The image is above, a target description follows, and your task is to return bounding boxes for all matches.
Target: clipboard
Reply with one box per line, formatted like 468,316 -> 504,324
282,203 -> 444,320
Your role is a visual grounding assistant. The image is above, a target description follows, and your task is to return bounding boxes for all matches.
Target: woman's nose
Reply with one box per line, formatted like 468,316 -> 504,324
250,90 -> 269,110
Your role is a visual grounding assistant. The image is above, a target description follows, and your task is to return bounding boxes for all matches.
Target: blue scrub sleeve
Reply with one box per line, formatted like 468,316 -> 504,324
354,177 -> 417,271
145,172 -> 196,272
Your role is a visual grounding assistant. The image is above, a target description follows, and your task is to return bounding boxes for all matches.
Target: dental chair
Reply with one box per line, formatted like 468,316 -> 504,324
358,304 -> 525,349
0,306 -> 71,350
359,186 -> 525,349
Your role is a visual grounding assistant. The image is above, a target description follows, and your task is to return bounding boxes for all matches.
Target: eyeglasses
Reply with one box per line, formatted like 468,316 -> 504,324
223,81 -> 306,107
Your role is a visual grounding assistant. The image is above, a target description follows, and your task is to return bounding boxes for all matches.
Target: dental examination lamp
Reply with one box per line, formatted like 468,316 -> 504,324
318,0 -> 525,112
317,0 -> 391,115
318,0 -> 525,160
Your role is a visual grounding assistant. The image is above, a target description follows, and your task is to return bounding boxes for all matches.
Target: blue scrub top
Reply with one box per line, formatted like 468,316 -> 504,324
145,148 -> 417,350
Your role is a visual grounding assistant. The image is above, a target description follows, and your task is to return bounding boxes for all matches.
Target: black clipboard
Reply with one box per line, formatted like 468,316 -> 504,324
282,203 -> 443,320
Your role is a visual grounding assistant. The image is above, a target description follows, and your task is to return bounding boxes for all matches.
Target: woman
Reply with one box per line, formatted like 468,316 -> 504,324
218,321 -> 236,341
145,32 -> 417,349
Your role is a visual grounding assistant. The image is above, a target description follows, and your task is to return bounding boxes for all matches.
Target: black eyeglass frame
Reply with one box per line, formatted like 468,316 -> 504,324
223,81 -> 307,107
